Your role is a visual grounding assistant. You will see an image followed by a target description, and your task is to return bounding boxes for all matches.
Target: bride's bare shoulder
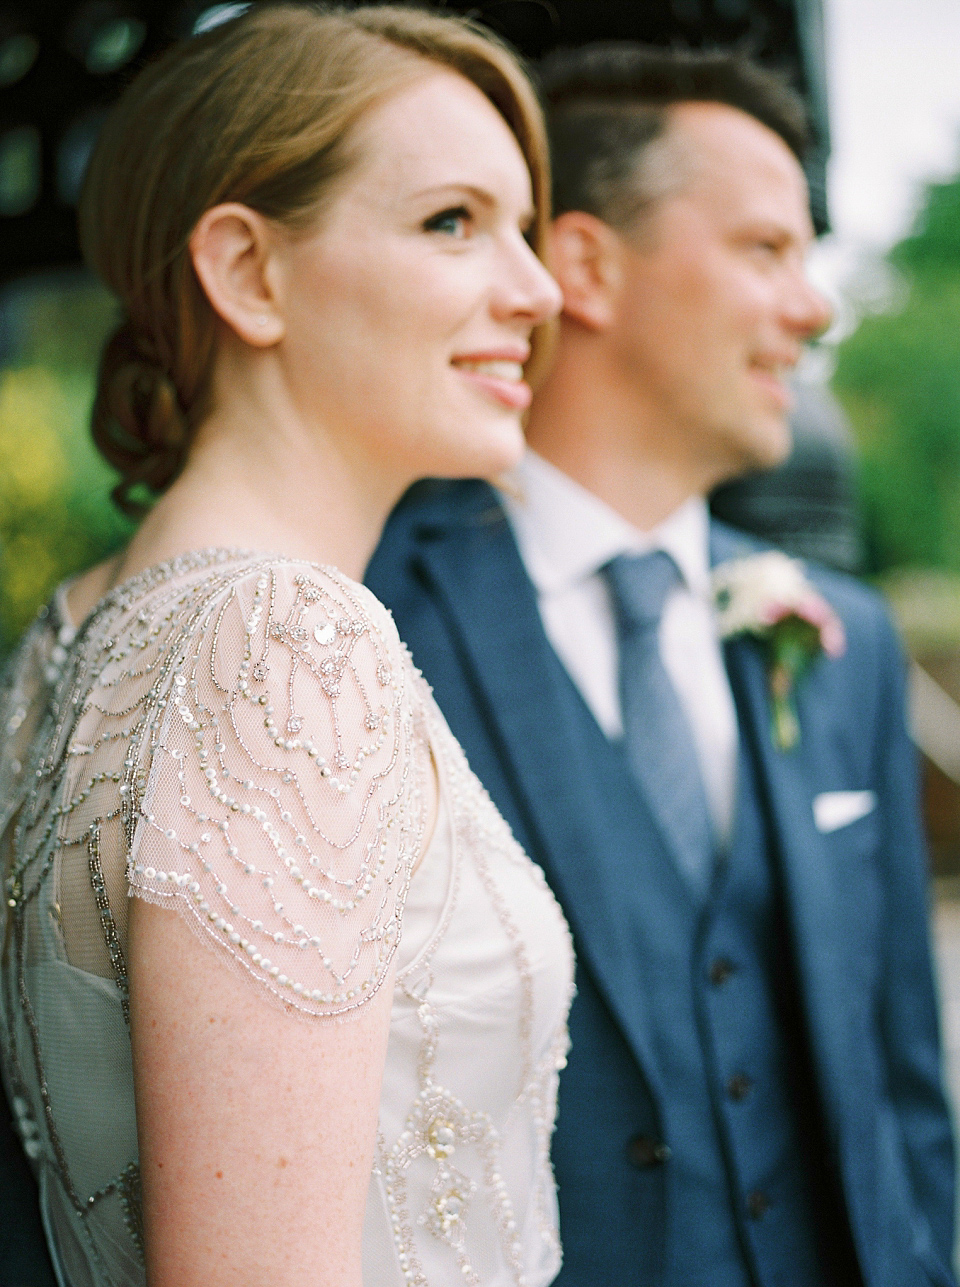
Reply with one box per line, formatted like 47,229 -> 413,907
63,553 -> 125,627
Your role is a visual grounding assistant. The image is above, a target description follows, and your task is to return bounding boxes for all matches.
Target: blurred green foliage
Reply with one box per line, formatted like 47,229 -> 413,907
0,274 -> 133,658
834,169 -> 960,575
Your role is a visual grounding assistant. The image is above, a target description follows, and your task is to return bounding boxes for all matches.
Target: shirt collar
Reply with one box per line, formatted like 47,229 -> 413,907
500,449 -> 712,600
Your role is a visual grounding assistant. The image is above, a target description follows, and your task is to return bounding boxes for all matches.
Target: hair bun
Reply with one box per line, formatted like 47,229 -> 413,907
92,322 -> 189,515
80,3 -> 550,515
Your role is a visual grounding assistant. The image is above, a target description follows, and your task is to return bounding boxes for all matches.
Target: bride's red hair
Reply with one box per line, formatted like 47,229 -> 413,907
79,3 -> 552,514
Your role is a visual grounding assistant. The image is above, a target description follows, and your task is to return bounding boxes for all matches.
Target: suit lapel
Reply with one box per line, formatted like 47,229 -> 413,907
412,505 -> 868,1152
713,523 -> 866,1156
412,501 -> 672,1085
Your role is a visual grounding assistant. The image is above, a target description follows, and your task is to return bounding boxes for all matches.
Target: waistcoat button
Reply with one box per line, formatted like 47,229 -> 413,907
726,1072 -> 753,1102
746,1189 -> 770,1220
626,1135 -> 672,1169
709,956 -> 736,986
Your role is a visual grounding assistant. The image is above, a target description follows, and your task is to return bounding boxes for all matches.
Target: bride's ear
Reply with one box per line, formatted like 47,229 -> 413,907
189,203 -> 286,347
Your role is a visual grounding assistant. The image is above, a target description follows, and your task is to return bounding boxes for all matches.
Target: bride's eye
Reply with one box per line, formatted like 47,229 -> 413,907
423,205 -> 471,238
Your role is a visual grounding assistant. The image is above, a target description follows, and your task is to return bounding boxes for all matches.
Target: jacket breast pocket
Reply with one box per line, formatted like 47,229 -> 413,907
823,810 -> 883,980
825,806 -> 880,863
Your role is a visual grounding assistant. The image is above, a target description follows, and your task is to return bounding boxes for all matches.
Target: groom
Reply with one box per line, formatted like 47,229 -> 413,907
367,43 -> 956,1287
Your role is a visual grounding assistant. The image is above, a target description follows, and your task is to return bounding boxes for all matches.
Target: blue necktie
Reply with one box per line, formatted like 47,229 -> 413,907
605,550 -> 715,900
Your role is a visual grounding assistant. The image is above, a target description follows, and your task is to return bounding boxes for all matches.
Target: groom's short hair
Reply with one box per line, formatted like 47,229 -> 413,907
538,44 -> 810,231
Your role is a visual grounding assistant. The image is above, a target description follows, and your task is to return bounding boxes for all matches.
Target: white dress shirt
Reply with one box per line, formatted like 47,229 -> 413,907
502,449 -> 739,842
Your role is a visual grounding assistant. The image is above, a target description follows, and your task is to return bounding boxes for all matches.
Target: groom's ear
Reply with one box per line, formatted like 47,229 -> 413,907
548,211 -> 625,332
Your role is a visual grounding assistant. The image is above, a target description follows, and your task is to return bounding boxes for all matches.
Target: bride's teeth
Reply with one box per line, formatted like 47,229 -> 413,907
455,361 -> 523,381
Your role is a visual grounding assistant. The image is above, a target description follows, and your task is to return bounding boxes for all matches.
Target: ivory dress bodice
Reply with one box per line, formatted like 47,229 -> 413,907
0,551 -> 574,1287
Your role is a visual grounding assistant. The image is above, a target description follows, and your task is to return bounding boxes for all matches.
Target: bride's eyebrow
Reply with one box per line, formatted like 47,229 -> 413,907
409,182 -> 535,227
410,182 -> 494,206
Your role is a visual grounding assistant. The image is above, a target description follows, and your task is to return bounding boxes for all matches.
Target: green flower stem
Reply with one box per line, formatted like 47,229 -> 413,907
769,659 -> 800,750
771,692 -> 800,750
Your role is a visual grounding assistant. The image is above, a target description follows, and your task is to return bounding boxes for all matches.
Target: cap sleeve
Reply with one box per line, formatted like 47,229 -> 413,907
129,561 -> 427,1018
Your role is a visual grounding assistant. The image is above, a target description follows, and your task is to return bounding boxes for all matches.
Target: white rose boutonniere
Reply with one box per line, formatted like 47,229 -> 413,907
712,551 -> 846,751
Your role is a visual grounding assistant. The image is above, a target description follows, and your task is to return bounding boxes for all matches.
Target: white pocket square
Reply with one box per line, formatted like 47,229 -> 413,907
812,790 -> 877,834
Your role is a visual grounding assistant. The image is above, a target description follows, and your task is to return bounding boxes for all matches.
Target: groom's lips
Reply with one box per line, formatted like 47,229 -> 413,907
747,350 -> 798,410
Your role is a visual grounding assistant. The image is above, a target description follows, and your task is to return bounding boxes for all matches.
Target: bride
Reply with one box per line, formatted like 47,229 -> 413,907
0,6 -> 574,1285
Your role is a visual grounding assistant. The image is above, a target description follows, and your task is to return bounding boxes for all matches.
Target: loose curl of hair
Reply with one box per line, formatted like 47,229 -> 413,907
80,2 -> 553,516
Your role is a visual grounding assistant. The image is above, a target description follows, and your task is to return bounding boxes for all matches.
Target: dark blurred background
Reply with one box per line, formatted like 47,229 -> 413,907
0,0 -> 830,285
6,4 -> 960,862
0,0 -> 834,650
7,2 -> 960,871
7,3 -> 960,1281
9,2 -> 960,871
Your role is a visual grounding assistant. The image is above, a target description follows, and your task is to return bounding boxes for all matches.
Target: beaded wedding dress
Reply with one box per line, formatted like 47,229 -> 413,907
0,551 -> 574,1287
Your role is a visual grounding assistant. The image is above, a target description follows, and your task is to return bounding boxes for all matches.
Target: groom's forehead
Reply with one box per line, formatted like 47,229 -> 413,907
629,104 -> 813,247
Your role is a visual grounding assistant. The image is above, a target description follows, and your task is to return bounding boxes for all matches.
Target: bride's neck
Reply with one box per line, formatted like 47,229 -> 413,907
112,398 -> 396,591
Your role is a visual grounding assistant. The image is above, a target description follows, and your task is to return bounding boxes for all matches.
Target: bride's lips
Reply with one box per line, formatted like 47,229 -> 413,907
451,351 -> 532,411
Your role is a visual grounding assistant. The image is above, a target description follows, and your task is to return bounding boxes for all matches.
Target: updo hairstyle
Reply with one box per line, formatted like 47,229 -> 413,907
79,3 -> 552,515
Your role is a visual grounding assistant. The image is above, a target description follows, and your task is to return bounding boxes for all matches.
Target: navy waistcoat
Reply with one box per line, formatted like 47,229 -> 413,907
665,725 -> 857,1286
537,645 -> 861,1287
482,622 -> 861,1286
553,689 -> 859,1281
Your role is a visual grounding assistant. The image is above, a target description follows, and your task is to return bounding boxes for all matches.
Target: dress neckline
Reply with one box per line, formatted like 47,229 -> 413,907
54,547 -> 335,637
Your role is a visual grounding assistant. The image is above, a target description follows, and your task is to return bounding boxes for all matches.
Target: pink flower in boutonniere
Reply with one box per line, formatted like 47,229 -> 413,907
712,551 -> 846,751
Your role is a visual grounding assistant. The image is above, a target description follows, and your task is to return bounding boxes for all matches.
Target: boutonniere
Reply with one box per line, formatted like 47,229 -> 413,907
712,551 -> 846,751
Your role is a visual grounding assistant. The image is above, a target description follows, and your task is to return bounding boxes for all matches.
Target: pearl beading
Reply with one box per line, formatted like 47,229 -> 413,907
0,549 -> 574,1285
117,558 -> 423,1016
1,551 -> 423,1234
376,691 -> 574,1285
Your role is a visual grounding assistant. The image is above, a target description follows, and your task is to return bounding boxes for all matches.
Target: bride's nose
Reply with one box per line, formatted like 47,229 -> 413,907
492,235 -> 564,327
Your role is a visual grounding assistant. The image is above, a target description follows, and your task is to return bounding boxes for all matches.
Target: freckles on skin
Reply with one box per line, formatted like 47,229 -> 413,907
291,238 -> 472,458
269,69 -> 546,484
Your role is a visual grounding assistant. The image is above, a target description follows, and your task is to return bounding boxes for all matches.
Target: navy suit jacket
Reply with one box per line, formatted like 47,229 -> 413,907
366,478 -> 957,1287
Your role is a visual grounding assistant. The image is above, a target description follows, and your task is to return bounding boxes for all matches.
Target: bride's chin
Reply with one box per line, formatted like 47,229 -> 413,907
468,419 -> 527,476
408,412 -> 527,484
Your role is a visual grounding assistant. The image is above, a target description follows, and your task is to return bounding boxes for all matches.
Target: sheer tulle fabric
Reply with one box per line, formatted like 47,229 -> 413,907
0,552 -> 574,1286
125,559 -> 423,1015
